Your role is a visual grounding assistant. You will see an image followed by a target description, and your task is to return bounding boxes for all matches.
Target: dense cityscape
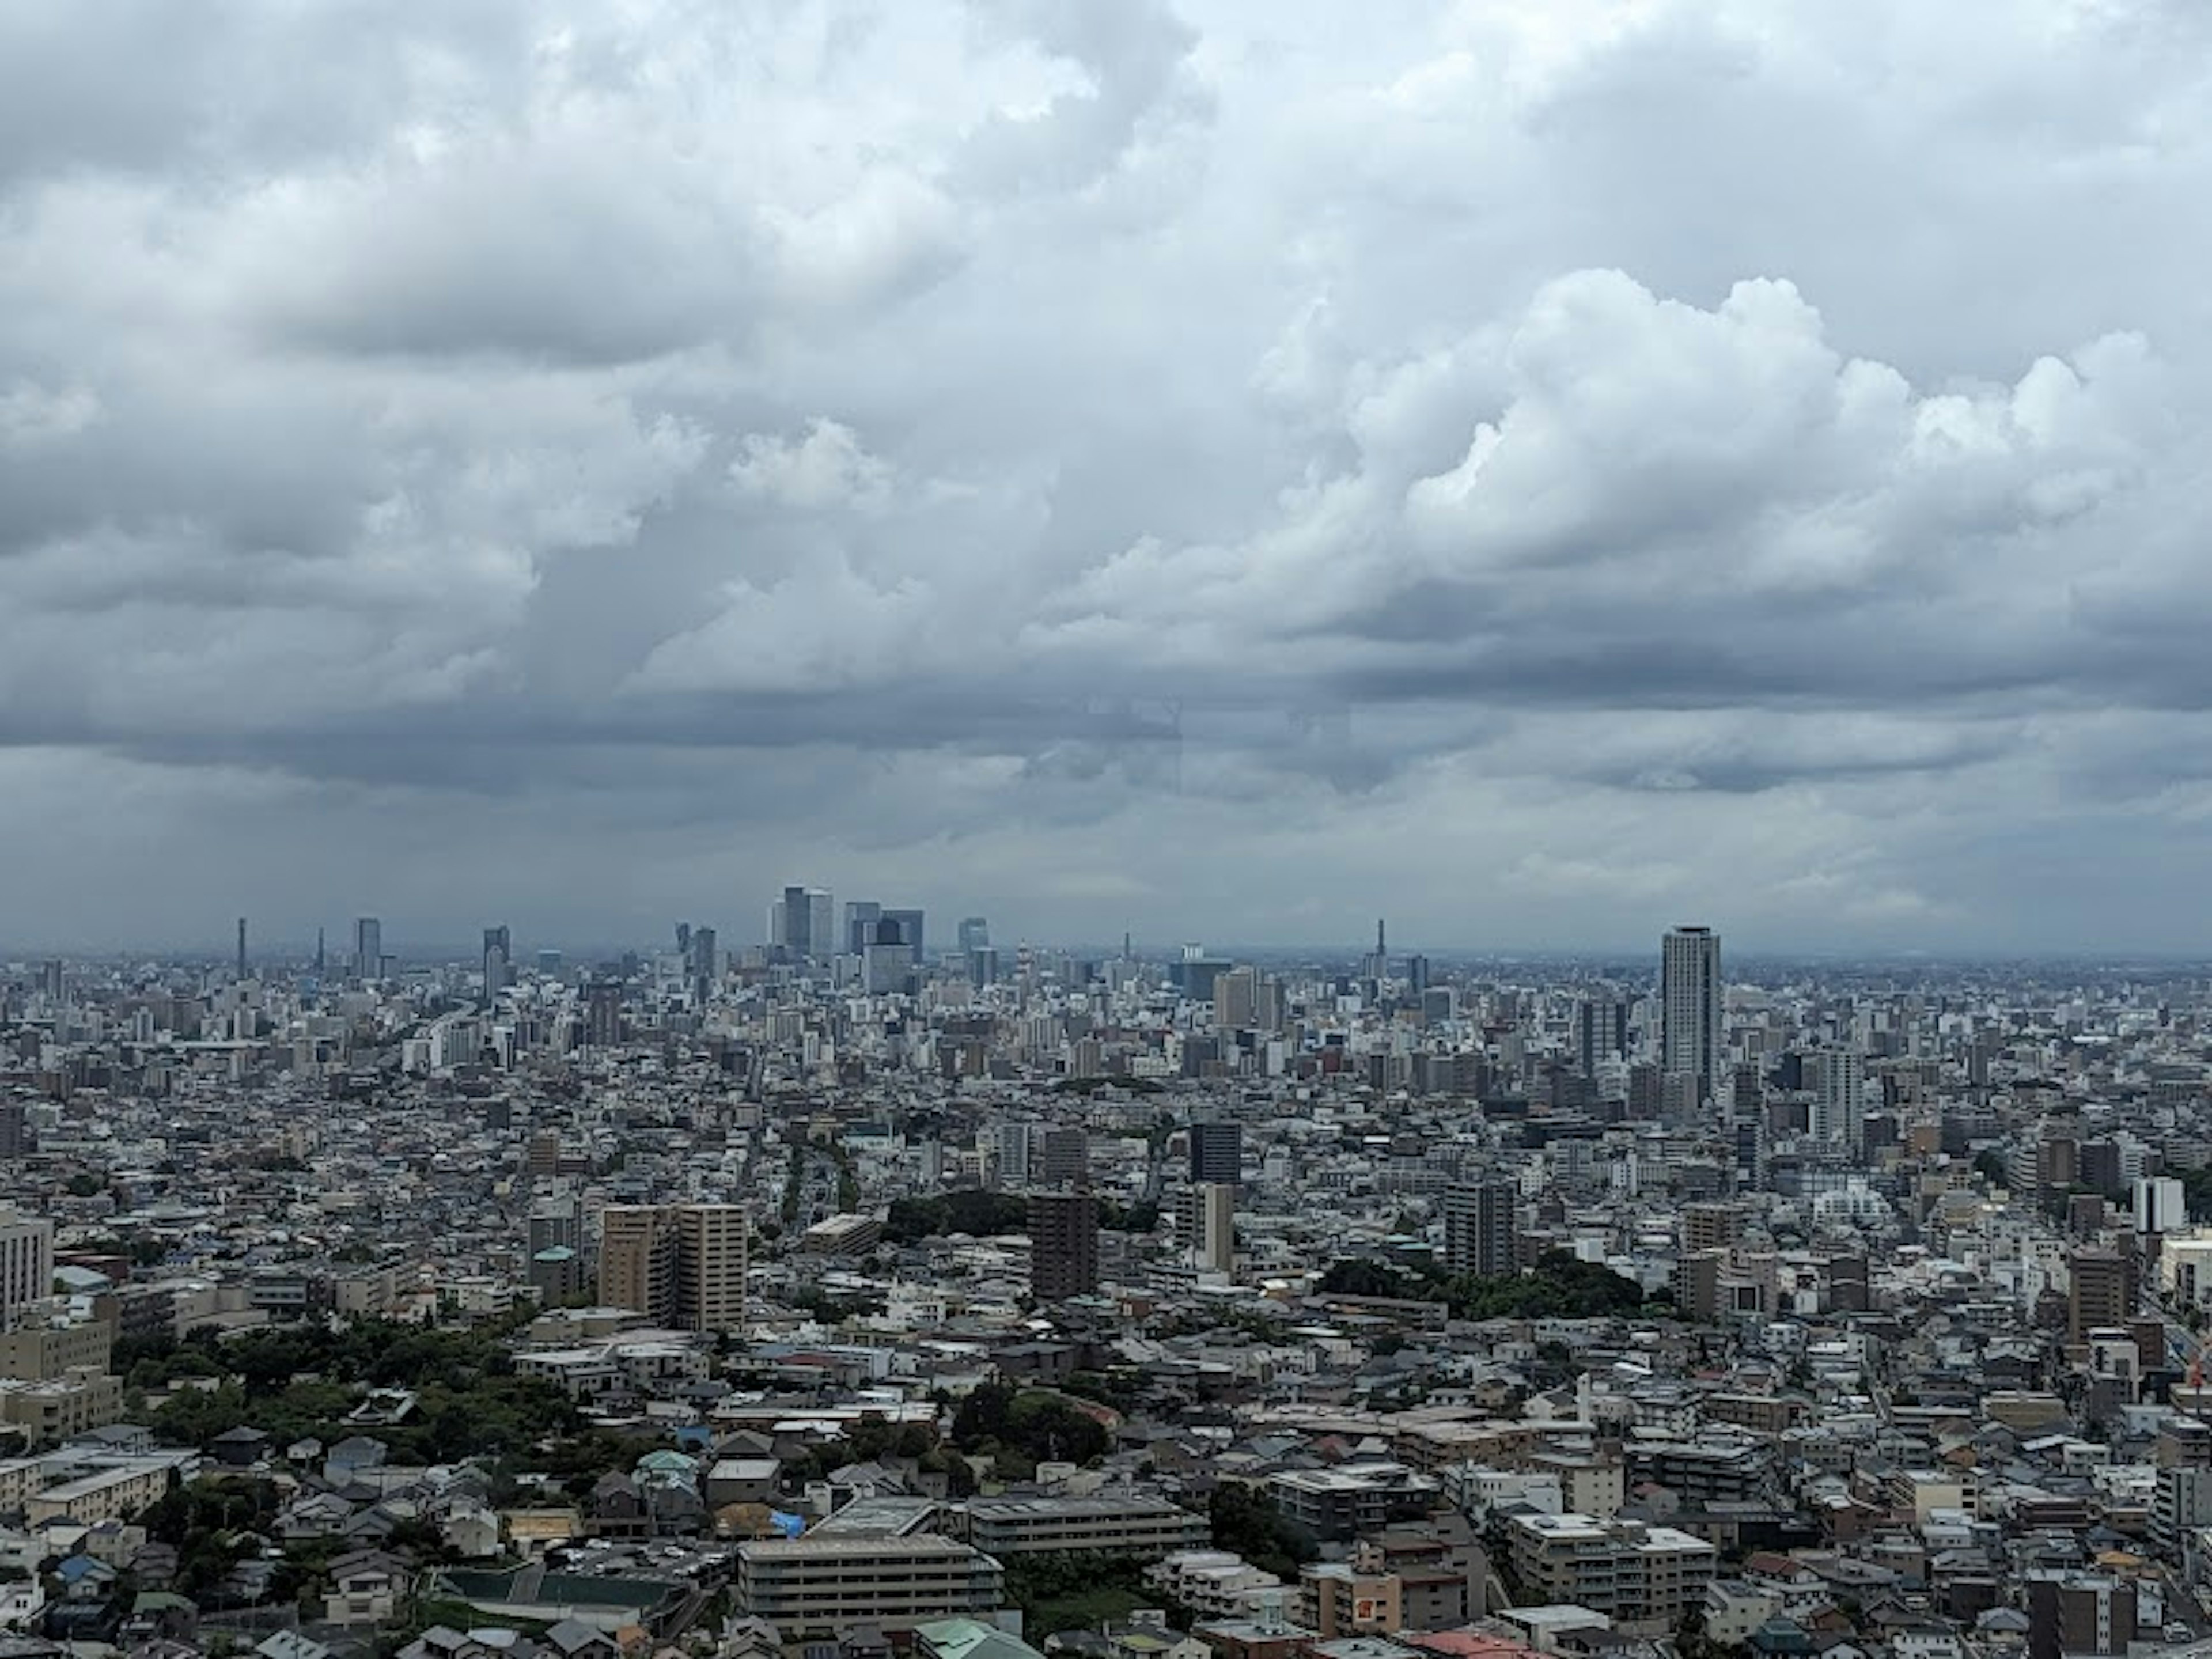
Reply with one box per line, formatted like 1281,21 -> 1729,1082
3,907 -> 2212,1659
10,6 -> 2212,1659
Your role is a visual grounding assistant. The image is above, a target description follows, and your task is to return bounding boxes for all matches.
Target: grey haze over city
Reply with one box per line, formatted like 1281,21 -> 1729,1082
5,1 -> 2212,953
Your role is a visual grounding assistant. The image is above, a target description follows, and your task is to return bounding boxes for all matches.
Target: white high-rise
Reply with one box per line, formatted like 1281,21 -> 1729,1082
1660,926 -> 1724,1106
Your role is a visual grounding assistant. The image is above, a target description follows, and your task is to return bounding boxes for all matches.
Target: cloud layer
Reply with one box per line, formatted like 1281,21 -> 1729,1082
5,0 -> 2212,953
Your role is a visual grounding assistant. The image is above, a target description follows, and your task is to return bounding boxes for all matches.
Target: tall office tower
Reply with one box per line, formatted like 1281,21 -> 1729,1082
968,946 -> 1001,988
0,1101 -> 28,1161
597,1206 -> 678,1323
882,908 -> 926,964
865,918 -> 915,995
994,1123 -> 1035,1188
772,886 -> 835,959
1405,955 -> 1431,996
1255,975 -> 1286,1035
236,918 -> 248,983
582,981 -> 624,1047
1039,1127 -> 1089,1188
1814,1047 -> 1866,1154
1190,1120 -> 1243,1186
1364,918 -> 1389,983
675,1204 -> 749,1333
844,901 -> 883,955
482,925 -> 512,1001
688,926 -> 718,993
1213,967 -> 1257,1030
1029,1190 -> 1100,1301
1444,1178 -> 1516,1277
0,1208 -> 55,1331
1192,1182 -> 1236,1273
1578,995 -> 1630,1077
676,922 -> 692,957
1660,926 -> 1724,1106
2070,1247 -> 2136,1342
353,916 -> 383,983
958,917 -> 991,953
315,927 -> 325,977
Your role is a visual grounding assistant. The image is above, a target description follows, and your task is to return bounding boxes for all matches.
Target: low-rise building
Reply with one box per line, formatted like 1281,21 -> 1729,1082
1501,1512 -> 1717,1631
736,1533 -> 1005,1635
962,1494 -> 1210,1560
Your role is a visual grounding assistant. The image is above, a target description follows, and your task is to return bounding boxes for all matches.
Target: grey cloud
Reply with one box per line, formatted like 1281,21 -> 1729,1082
12,0 -> 2212,951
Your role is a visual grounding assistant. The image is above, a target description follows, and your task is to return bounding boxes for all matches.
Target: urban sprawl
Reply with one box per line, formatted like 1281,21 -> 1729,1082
2,903 -> 2209,1659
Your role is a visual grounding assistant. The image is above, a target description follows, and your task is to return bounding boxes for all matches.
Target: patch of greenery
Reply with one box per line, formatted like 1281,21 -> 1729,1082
886,1189 -> 1032,1241
1316,1249 -> 1650,1321
1005,1555 -> 1188,1638
1208,1482 -> 1316,1582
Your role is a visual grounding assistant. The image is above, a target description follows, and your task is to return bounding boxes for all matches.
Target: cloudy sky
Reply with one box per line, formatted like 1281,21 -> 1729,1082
5,0 -> 2211,956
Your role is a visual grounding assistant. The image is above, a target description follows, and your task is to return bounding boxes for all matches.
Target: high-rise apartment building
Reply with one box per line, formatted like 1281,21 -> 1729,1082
0,1101 -> 29,1161
2070,1248 -> 2136,1342
1192,1182 -> 1236,1273
993,1123 -> 1035,1188
353,916 -> 383,983
1813,1047 -> 1866,1154
1190,1120 -> 1243,1186
675,1204 -> 749,1333
597,1205 -> 677,1323
1029,1190 -> 1100,1301
1039,1127 -> 1089,1188
1660,927 -> 1723,1107
1444,1179 -> 1516,1278
598,1203 -> 749,1332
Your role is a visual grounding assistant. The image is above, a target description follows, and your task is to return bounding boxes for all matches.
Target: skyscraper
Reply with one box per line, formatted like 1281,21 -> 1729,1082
482,925 -> 512,1001
353,916 -> 383,983
844,900 -> 883,955
236,917 -> 248,983
958,917 -> 991,953
882,908 -> 926,964
772,885 -> 835,960
1660,926 -> 1724,1107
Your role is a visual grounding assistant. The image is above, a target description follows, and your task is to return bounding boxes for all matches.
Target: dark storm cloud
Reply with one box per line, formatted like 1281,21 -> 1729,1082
8,0 -> 2212,951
